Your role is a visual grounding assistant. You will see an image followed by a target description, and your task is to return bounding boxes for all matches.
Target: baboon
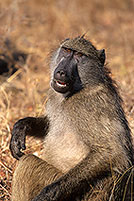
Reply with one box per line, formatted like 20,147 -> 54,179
10,36 -> 134,201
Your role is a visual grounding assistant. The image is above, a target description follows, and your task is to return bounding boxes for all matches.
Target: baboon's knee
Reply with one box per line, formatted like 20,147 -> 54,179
12,154 -> 62,201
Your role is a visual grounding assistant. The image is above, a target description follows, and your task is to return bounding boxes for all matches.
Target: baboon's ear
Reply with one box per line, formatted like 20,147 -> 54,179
98,49 -> 105,65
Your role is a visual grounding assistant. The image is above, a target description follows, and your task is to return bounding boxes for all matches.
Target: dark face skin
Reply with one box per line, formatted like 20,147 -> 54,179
51,47 -> 87,95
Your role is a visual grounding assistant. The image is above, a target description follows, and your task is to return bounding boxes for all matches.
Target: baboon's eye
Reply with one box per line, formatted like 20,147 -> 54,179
74,51 -> 84,58
63,47 -> 72,53
77,52 -> 83,57
74,52 -> 84,61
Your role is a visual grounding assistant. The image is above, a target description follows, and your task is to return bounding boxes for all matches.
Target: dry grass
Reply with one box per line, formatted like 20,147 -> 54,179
0,0 -> 134,200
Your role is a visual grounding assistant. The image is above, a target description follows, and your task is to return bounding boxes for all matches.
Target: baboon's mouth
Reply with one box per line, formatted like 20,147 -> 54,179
51,79 -> 71,93
55,80 -> 68,88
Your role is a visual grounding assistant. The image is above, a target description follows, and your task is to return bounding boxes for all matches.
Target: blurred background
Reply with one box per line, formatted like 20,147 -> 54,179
0,0 -> 134,200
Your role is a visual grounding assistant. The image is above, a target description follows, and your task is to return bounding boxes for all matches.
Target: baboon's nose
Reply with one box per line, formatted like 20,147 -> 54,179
55,70 -> 66,80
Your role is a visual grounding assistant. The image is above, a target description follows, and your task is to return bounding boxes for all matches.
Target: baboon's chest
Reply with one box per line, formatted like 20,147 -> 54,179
43,125 -> 88,173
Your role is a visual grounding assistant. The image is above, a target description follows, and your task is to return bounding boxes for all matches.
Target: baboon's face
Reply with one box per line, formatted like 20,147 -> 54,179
50,37 -> 105,96
51,46 -> 88,95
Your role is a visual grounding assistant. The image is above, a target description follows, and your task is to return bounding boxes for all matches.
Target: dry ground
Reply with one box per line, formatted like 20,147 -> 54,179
0,0 -> 134,200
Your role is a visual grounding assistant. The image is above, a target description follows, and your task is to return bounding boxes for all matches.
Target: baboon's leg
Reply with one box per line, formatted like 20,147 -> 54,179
12,154 -> 62,201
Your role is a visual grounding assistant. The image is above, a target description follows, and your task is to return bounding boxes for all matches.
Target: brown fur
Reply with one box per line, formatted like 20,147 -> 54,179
12,155 -> 62,201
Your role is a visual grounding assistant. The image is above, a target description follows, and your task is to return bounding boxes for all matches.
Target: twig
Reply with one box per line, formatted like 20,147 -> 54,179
0,183 -> 11,197
0,161 -> 12,174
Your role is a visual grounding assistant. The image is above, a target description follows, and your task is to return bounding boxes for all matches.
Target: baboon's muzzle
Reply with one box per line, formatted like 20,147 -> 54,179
51,57 -> 77,94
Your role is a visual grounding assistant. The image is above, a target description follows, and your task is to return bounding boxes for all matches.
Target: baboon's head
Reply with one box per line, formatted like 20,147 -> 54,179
50,36 -> 105,96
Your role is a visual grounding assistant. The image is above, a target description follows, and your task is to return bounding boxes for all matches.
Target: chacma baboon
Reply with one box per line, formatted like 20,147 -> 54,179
10,36 -> 134,201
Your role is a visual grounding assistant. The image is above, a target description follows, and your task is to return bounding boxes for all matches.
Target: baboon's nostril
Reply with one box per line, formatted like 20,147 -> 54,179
56,70 -> 66,78
60,70 -> 65,77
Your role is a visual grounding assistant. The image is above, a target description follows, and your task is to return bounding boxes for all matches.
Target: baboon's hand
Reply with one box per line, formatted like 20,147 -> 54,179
31,182 -> 62,201
10,119 -> 28,160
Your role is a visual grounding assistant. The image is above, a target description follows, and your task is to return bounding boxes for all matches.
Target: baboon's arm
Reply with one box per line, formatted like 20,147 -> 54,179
10,116 -> 49,160
31,151 -> 111,201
